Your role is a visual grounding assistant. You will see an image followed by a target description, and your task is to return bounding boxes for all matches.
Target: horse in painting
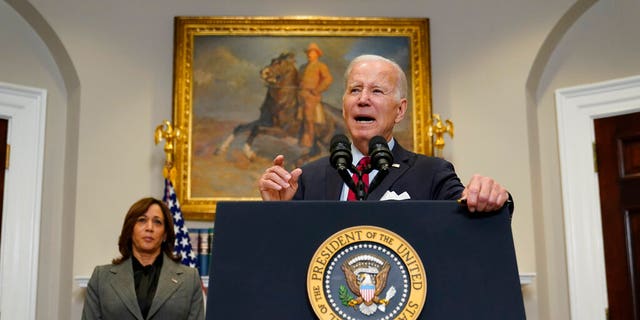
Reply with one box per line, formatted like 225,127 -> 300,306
215,52 -> 344,161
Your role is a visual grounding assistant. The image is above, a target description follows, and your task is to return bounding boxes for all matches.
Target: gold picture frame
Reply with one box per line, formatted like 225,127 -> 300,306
172,16 -> 432,220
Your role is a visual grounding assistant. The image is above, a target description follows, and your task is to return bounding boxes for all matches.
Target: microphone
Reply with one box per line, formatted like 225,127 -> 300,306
367,136 -> 393,197
368,136 -> 393,171
329,134 -> 358,195
330,134 -> 353,171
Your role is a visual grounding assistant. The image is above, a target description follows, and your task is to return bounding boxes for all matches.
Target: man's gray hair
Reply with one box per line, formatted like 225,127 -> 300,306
343,54 -> 408,100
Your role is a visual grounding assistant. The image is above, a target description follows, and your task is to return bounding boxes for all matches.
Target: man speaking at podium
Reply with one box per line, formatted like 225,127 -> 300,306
258,54 -> 511,213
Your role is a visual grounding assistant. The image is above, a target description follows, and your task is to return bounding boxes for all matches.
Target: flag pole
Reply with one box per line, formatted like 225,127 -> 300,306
154,119 -> 203,279
155,119 -> 207,303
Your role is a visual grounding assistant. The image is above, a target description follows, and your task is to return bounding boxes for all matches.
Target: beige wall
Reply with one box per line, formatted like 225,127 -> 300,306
534,0 -> 640,318
0,1 -> 73,319
1,0 -> 638,318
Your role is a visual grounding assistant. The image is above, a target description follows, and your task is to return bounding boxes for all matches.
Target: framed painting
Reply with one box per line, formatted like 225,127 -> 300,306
172,16 -> 432,220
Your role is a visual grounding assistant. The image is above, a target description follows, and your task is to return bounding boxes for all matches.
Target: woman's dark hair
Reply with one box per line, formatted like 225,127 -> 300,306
112,197 -> 181,264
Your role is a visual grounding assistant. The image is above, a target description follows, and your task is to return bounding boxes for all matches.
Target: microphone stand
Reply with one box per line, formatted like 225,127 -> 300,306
355,169 -> 367,201
337,164 -> 368,201
336,164 -> 359,198
339,160 -> 393,201
353,164 -> 392,201
350,164 -> 368,201
366,169 -> 388,199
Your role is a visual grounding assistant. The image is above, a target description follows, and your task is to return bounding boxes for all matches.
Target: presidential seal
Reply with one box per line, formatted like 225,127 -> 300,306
307,226 -> 427,320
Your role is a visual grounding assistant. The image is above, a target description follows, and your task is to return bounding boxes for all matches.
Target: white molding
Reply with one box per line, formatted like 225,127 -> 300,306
519,272 -> 536,286
75,274 -> 530,288
555,75 -> 640,320
0,82 -> 47,320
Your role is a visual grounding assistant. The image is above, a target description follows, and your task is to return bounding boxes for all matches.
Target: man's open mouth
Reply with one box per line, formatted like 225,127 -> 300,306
355,116 -> 375,123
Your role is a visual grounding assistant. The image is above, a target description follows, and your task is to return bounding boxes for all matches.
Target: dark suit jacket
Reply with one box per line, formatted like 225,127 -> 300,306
294,143 -> 465,201
82,253 -> 204,320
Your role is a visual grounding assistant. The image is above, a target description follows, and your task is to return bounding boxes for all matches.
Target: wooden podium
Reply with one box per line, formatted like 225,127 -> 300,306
205,201 -> 525,319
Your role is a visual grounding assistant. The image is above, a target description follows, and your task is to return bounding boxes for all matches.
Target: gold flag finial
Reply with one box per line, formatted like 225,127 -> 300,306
154,120 -> 185,181
427,114 -> 454,158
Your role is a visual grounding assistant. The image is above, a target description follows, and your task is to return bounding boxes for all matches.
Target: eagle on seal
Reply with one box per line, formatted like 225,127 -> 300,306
341,258 -> 391,311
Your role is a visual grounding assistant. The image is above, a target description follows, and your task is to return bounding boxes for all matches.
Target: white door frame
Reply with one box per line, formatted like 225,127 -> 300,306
556,75 -> 640,319
0,82 -> 47,320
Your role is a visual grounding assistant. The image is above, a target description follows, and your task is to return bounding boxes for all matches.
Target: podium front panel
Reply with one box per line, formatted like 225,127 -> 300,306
206,201 -> 524,319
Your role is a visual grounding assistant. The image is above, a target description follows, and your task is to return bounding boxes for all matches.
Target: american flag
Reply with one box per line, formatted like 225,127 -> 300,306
163,178 -> 198,268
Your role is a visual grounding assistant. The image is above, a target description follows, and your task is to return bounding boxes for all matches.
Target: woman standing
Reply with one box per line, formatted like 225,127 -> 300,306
82,197 -> 204,320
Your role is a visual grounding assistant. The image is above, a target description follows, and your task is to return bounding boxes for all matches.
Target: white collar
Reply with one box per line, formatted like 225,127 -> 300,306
350,137 -> 395,165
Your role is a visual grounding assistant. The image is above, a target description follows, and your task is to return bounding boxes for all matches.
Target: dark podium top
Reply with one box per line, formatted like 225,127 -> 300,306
206,201 -> 525,319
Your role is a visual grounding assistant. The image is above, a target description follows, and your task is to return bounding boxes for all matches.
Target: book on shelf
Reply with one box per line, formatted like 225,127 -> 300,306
188,227 -> 214,277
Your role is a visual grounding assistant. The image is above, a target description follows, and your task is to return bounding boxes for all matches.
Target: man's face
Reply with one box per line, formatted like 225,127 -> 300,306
306,50 -> 319,62
342,59 -> 407,153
